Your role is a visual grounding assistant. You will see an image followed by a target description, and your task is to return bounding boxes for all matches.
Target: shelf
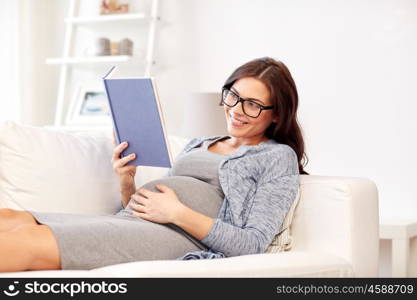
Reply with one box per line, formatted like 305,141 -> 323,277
50,0 -> 159,127
65,13 -> 150,25
44,125 -> 112,132
45,55 -> 145,65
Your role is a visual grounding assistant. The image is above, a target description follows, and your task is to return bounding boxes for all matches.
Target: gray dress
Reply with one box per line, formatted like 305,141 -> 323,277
28,140 -> 229,270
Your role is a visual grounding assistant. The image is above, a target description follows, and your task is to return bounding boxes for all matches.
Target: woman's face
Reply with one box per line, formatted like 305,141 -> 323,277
224,77 -> 277,141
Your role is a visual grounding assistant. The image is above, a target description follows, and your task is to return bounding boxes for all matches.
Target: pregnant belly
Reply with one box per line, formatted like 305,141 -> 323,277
123,176 -> 224,219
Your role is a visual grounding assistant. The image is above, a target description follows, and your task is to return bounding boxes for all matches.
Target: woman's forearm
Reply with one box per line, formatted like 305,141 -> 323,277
120,182 -> 136,208
173,205 -> 215,241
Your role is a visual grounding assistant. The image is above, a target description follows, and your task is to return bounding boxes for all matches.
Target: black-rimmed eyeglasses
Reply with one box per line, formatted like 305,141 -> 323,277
219,88 -> 274,118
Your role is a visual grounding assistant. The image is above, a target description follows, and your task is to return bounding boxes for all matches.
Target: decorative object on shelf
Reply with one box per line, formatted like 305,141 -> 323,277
110,41 -> 120,56
94,37 -> 111,56
118,38 -> 133,55
66,85 -> 111,126
90,38 -> 133,56
100,0 -> 129,15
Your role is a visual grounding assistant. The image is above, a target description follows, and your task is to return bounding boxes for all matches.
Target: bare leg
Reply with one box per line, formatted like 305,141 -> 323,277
0,224 -> 61,272
0,208 -> 38,232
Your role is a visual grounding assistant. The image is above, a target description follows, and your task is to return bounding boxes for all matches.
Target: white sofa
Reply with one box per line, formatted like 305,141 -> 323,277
0,121 -> 379,277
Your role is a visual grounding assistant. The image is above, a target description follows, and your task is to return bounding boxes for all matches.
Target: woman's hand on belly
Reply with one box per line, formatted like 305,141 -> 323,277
129,184 -> 185,224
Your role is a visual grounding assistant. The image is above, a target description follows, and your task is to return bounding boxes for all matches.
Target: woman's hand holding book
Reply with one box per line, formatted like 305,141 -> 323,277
111,130 -> 137,208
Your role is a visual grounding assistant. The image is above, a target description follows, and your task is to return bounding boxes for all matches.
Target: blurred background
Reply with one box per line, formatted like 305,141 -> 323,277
1,0 -> 416,276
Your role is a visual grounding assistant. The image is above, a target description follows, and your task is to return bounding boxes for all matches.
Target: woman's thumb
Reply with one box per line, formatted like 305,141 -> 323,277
156,184 -> 170,193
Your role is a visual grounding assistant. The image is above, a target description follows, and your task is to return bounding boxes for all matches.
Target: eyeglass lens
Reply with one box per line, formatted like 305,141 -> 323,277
222,90 -> 261,117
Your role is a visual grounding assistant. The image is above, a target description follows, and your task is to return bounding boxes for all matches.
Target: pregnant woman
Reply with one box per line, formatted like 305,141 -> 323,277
0,57 -> 308,272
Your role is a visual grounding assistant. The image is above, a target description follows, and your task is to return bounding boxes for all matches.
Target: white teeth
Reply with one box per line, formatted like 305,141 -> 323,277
230,115 -> 247,124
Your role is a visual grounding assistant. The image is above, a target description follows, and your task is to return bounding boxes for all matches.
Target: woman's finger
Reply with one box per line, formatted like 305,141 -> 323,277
136,188 -> 152,198
111,142 -> 129,162
129,202 -> 146,213
130,211 -> 149,221
131,194 -> 148,205
114,165 -> 137,175
114,153 -> 136,169
155,184 -> 170,193
112,130 -> 117,147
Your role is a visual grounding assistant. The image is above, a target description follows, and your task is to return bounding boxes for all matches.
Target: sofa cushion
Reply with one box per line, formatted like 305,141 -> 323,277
0,121 -> 190,215
0,121 -> 121,214
0,251 -> 353,278
92,250 -> 354,277
266,187 -> 301,253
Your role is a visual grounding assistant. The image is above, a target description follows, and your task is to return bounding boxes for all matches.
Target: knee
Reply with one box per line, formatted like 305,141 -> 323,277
0,208 -> 34,223
13,224 -> 61,270
14,224 -> 48,240
0,208 -> 19,219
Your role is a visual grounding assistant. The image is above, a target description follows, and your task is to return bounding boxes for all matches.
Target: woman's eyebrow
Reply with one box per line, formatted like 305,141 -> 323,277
231,87 -> 265,105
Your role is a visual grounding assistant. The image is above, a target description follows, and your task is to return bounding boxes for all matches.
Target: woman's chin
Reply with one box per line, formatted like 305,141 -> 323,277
227,124 -> 248,135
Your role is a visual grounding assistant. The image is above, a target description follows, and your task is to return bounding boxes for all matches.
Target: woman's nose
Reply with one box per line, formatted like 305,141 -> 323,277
230,101 -> 245,115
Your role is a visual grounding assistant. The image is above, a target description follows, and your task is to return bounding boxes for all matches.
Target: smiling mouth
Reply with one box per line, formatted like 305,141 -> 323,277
229,114 -> 248,125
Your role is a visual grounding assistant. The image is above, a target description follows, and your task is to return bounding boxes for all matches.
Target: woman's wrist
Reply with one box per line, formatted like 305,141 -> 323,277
120,184 -> 135,194
119,178 -> 136,192
172,205 -> 215,241
120,180 -> 136,208
171,202 -> 188,225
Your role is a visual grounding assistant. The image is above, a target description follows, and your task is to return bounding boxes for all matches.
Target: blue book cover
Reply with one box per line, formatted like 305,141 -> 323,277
103,66 -> 173,168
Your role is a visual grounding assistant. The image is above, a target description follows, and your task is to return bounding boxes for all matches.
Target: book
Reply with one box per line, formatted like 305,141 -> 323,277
103,66 -> 173,168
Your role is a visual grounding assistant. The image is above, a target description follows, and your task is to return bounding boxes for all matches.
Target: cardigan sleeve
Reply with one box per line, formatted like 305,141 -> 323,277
200,173 -> 299,256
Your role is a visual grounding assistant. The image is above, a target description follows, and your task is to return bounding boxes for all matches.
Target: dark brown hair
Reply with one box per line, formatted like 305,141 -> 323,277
222,57 -> 309,175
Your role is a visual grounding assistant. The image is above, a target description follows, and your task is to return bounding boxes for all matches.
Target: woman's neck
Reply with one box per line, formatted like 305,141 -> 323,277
225,135 -> 269,149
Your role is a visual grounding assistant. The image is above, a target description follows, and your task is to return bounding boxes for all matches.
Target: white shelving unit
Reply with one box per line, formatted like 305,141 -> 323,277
46,0 -> 160,127
65,12 -> 148,25
46,55 -> 134,65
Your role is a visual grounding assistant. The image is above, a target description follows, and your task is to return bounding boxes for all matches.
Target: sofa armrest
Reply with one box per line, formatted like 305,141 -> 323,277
293,175 -> 379,277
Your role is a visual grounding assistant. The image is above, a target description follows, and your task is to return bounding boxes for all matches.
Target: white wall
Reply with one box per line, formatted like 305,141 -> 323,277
0,1 -> 20,122
164,0 -> 417,223
18,0 -> 65,125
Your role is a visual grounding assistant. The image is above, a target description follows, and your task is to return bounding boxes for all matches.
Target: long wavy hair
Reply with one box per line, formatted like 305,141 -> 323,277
222,57 -> 309,175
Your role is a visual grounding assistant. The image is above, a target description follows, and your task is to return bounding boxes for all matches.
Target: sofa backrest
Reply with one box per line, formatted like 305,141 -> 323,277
0,121 -> 121,214
0,121 -> 188,214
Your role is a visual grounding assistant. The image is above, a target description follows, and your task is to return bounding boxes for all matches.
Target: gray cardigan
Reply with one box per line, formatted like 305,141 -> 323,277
175,135 -> 300,260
